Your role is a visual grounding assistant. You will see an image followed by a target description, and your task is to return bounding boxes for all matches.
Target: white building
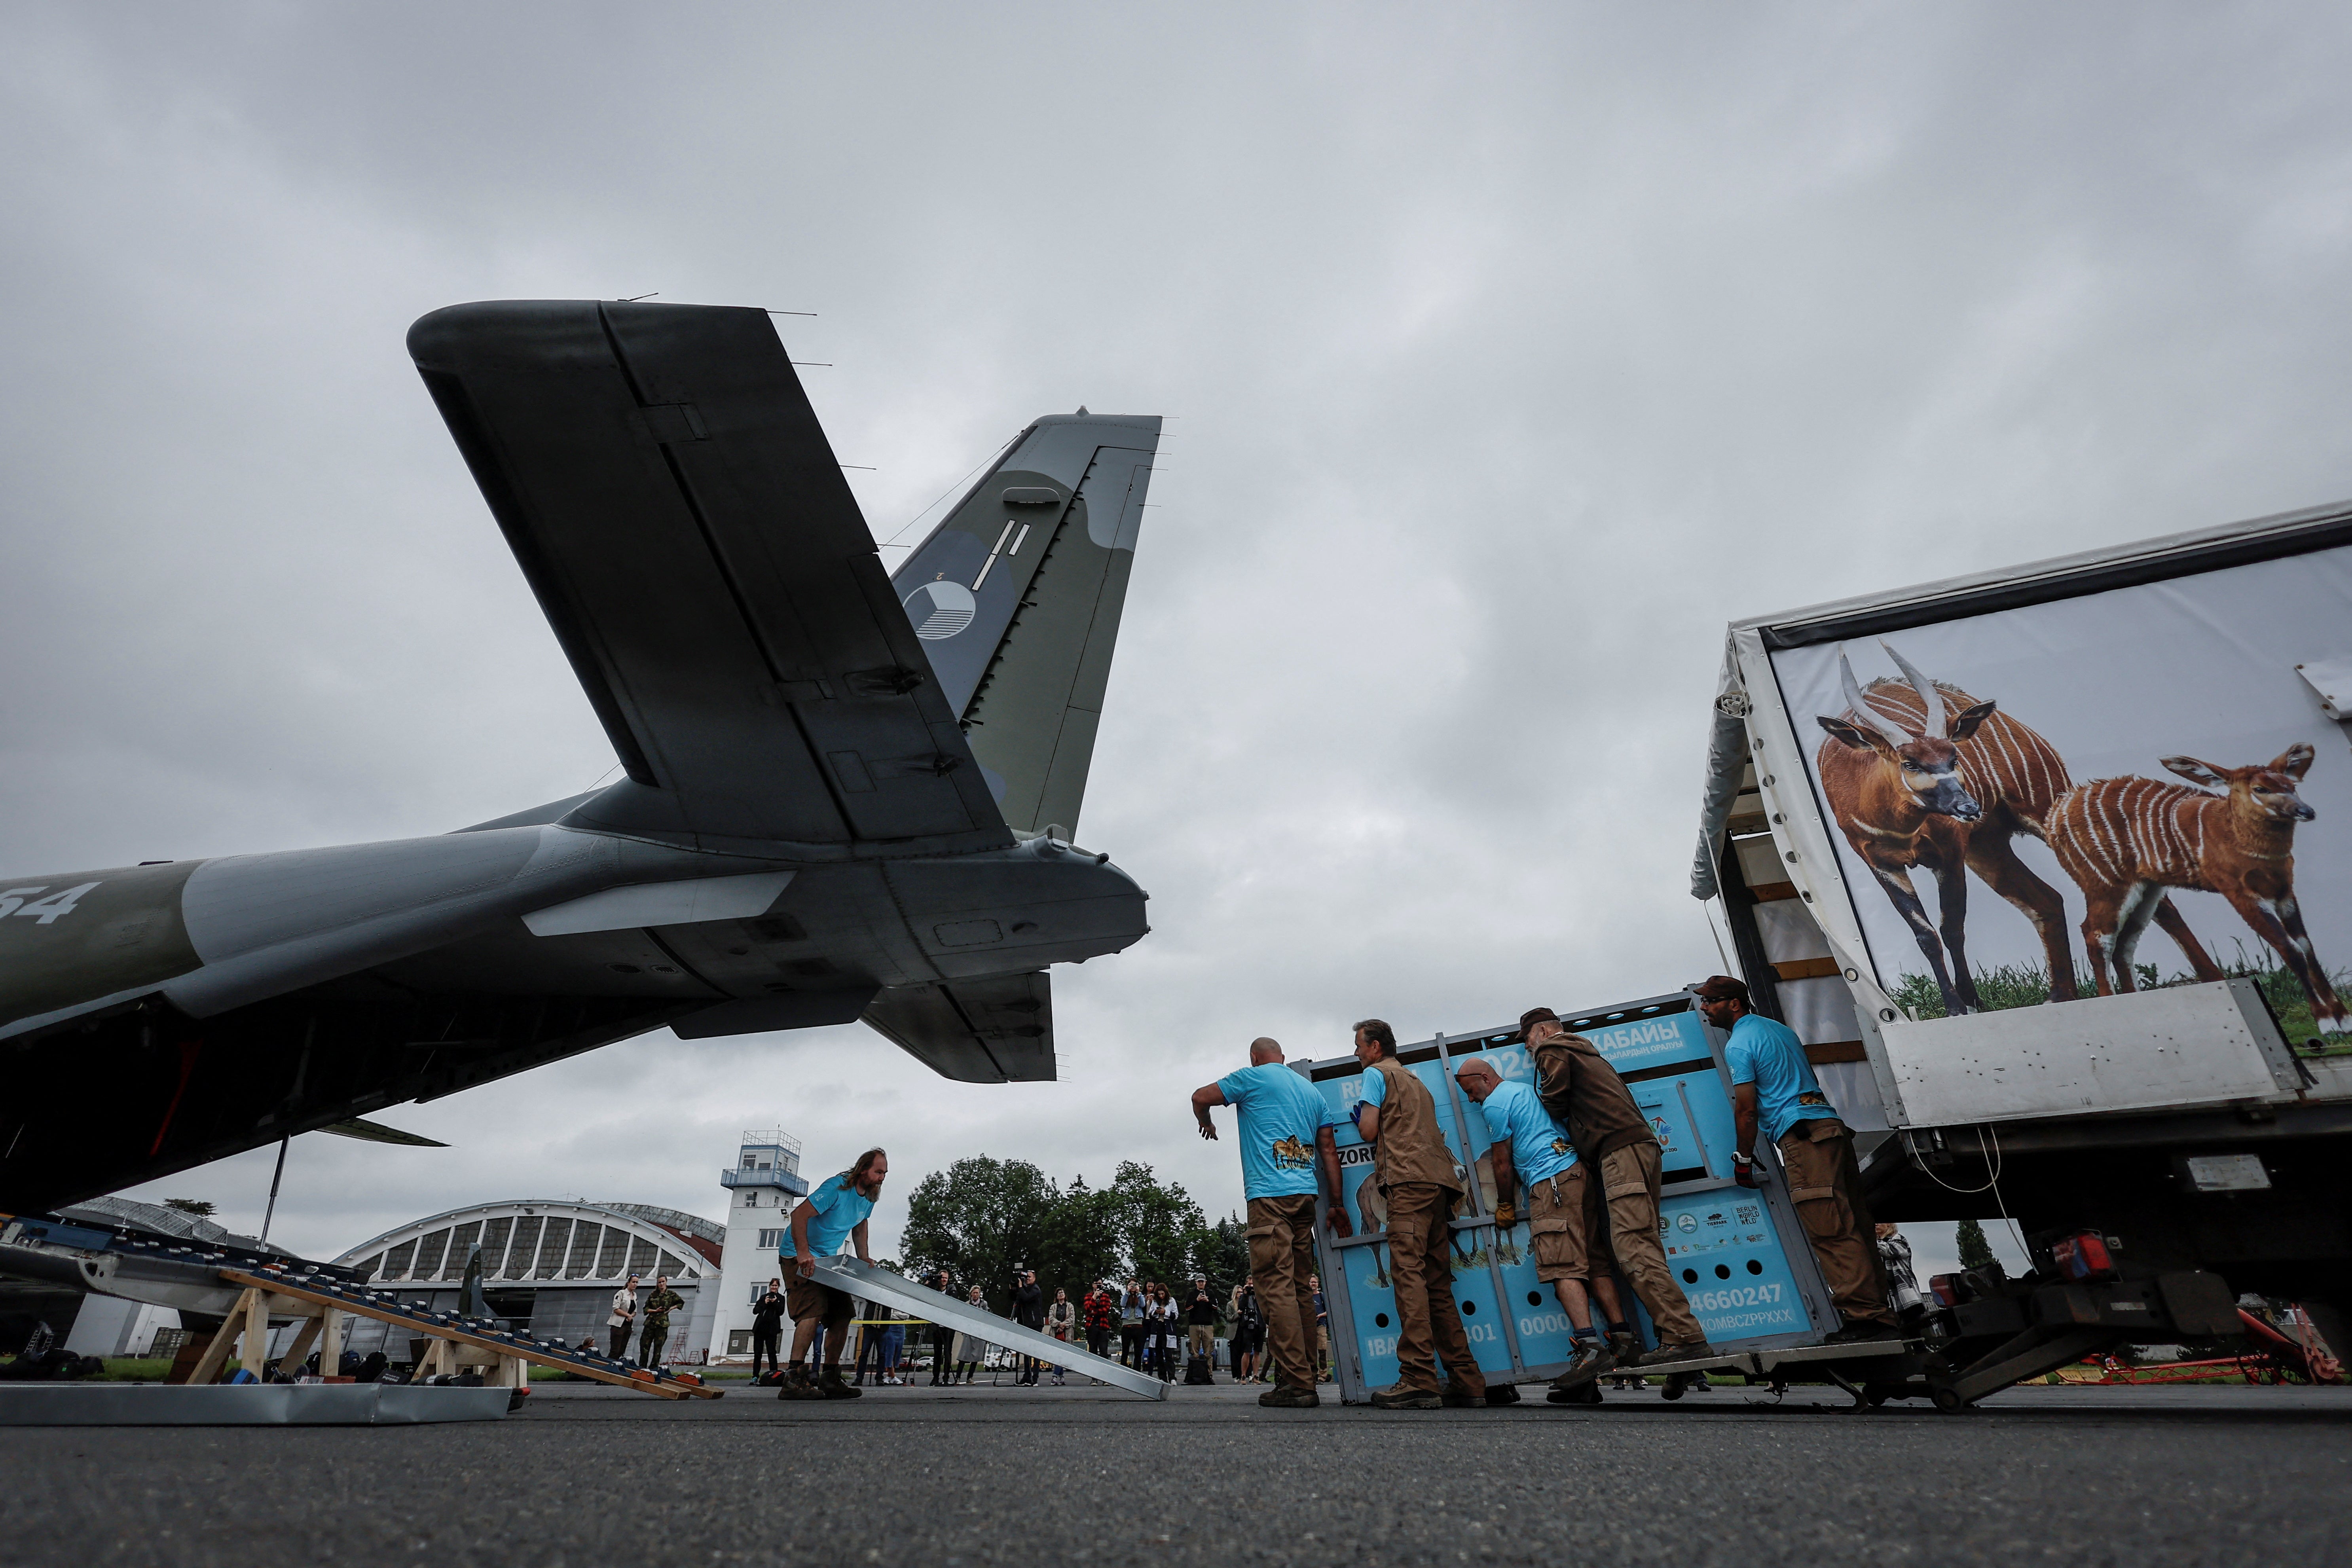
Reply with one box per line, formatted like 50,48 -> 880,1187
708,1128 -> 809,1362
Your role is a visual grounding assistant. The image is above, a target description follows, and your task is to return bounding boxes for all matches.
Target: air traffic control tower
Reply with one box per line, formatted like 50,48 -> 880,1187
709,1129 -> 810,1361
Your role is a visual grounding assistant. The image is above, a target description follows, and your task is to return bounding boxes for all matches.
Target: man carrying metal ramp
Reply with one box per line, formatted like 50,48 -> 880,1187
1191,1037 -> 1349,1407
779,1147 -> 889,1400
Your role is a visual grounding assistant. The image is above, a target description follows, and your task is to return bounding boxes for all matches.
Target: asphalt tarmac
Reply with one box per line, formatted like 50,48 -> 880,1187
4,1378 -> 2346,1567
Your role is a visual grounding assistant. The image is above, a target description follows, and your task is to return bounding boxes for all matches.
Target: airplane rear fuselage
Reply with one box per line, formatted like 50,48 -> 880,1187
0,823 -> 1145,1210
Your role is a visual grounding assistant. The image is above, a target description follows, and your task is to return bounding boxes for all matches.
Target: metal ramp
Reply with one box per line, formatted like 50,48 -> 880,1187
1637,1339 -> 1916,1379
811,1257 -> 1167,1401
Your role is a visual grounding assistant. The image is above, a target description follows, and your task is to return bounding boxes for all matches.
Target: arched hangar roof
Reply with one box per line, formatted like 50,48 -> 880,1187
333,1199 -> 719,1288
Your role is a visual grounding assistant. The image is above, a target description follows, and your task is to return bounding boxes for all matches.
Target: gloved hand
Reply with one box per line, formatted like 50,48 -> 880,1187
1493,1202 -> 1519,1230
1733,1153 -> 1760,1189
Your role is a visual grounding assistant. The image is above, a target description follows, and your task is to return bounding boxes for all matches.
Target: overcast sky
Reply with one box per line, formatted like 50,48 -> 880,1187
9,4 -> 2352,1286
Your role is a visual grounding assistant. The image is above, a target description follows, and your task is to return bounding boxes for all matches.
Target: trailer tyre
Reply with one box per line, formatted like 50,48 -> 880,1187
1930,1385 -> 1965,1414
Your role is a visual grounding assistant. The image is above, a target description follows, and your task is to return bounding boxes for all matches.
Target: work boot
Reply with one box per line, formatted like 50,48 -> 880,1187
1440,1381 -> 1487,1407
816,1366 -> 862,1399
1369,1382 -> 1442,1409
1607,1330 -> 1641,1366
776,1365 -> 820,1401
1545,1380 -> 1605,1405
1482,1382 -> 1521,1405
1639,1339 -> 1711,1367
1258,1384 -> 1320,1408
1548,1337 -> 1616,1391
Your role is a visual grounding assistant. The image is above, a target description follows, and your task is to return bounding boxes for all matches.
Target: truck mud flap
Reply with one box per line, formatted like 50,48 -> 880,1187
2155,1270 -> 2240,1338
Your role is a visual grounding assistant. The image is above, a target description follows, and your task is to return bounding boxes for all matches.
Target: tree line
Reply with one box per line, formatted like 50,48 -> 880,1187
897,1156 -> 1250,1313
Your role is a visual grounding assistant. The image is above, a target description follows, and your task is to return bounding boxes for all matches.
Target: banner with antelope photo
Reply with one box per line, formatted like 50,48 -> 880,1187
1766,544 -> 2352,1047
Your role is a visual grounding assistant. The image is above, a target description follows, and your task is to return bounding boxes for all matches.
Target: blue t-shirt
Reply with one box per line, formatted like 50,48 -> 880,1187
1216,1063 -> 1342,1200
1350,1058 -> 1396,1135
1472,1079 -> 1578,1185
783,1172 -> 876,1261
1724,1013 -> 1839,1144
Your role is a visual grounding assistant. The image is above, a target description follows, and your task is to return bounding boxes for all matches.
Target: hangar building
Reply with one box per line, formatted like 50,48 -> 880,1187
332,1199 -> 725,1361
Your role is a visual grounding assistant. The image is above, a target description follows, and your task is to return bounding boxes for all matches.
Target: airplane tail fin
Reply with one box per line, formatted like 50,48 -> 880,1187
890,413 -> 1161,839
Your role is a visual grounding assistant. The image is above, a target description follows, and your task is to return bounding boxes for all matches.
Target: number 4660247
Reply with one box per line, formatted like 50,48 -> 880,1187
0,884 -> 102,924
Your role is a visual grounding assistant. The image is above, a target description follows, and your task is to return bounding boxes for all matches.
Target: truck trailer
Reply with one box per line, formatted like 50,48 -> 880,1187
1694,499 -> 2352,1399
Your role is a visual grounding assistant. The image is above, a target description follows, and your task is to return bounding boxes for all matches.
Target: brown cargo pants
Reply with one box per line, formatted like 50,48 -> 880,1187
1777,1119 -> 1894,1326
1245,1193 -> 1321,1392
1383,1182 -> 1485,1396
1586,1141 -> 1706,1346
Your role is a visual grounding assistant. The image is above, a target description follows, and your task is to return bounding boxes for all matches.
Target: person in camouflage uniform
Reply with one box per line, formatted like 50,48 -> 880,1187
637,1275 -> 686,1371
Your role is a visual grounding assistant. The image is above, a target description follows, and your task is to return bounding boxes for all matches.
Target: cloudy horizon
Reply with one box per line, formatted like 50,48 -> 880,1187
11,3 -> 2352,1287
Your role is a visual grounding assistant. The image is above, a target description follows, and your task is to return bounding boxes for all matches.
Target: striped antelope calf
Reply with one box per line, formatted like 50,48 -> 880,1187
2047,744 -> 2346,1031
1815,642 -> 2215,1014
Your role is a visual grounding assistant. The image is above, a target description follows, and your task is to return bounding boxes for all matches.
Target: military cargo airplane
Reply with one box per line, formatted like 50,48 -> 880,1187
0,301 -> 1161,1213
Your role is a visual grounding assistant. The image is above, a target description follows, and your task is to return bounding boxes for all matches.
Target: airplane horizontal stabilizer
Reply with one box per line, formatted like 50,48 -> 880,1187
861,971 -> 1054,1082
409,300 -> 1009,854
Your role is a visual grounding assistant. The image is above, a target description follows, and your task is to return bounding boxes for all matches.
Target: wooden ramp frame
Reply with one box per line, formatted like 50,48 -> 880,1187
195,1267 -> 723,1399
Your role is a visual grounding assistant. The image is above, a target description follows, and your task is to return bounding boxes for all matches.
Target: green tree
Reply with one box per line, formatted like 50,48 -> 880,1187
1035,1174 -> 1121,1298
1955,1218 -> 1998,1272
163,1198 -> 215,1217
1104,1160 -> 1206,1288
898,1156 -> 1058,1311
897,1157 -> 1226,1310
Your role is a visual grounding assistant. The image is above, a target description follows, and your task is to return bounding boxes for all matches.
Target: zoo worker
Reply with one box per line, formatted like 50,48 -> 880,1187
1349,1018 -> 1489,1409
1191,1036 -> 1348,1407
1695,976 -> 1896,1341
1453,1056 -> 1605,1397
1523,1006 -> 1711,1365
777,1146 -> 890,1399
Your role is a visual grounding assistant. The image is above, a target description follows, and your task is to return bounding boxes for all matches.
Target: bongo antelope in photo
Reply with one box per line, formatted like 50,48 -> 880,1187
1814,642 -> 2216,1014
2048,744 -> 2347,1031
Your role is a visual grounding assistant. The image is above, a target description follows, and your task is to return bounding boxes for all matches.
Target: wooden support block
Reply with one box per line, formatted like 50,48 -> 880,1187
242,1287 -> 270,1380
319,1307 -> 343,1376
187,1290 -> 255,1385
